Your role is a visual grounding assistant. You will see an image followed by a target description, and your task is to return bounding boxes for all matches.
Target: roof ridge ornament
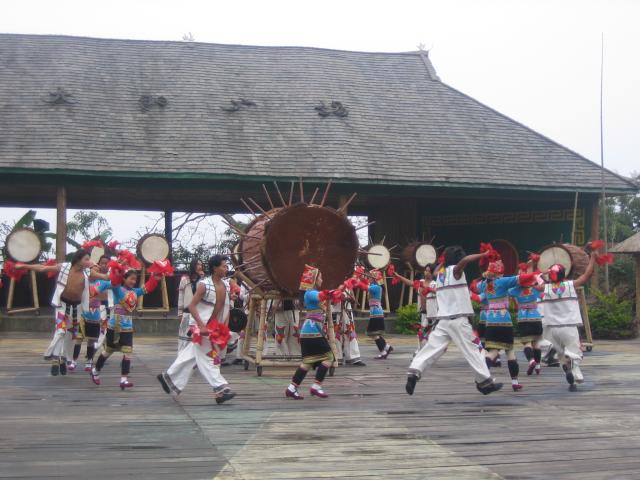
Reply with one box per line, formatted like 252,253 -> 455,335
221,98 -> 257,112
315,101 -> 348,118
139,95 -> 168,112
42,87 -> 76,105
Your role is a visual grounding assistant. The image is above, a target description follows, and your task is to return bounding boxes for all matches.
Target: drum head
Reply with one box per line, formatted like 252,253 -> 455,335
538,246 -> 573,276
5,228 -> 42,263
90,246 -> 105,265
137,234 -> 170,264
366,244 -> 391,270
228,308 -> 248,333
415,244 -> 436,268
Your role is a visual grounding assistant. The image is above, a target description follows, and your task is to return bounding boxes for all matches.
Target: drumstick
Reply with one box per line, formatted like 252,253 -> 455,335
299,177 -> 304,203
221,219 -> 246,235
355,221 -> 376,231
288,181 -> 295,206
240,198 -> 257,217
388,244 -> 399,251
308,187 -> 319,205
247,197 -> 272,218
262,184 -> 275,210
358,250 -> 383,256
337,192 -> 357,214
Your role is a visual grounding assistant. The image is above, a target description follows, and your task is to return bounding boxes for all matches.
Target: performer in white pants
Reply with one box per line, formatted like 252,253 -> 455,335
540,251 -> 596,392
18,250 -> 94,376
406,246 -> 503,396
333,288 -> 365,366
158,255 -> 235,404
176,258 -> 205,353
274,299 -> 301,357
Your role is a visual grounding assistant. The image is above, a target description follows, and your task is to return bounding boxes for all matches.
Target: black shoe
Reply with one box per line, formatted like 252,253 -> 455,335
568,384 -> 578,392
59,362 -> 67,376
545,360 -> 560,367
231,358 -> 244,365
157,374 -> 170,394
476,381 -> 503,395
406,374 -> 418,395
220,361 -> 230,367
50,364 -> 59,376
562,364 -> 575,385
215,390 -> 236,404
351,360 -> 366,367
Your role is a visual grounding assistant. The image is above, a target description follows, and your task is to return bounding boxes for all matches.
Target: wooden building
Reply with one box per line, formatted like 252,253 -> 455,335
0,34 -> 637,282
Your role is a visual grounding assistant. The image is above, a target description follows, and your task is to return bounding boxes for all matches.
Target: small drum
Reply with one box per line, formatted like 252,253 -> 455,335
5,227 -> 42,263
137,234 -> 170,265
401,242 -> 436,270
538,243 -> 589,280
90,246 -> 106,265
365,244 -> 391,270
228,308 -> 248,333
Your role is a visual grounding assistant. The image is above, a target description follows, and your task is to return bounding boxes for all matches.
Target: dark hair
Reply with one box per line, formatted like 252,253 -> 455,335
208,254 -> 229,272
189,258 -> 202,280
425,263 -> 438,275
71,249 -> 90,266
98,255 -> 109,263
123,270 -> 138,280
443,246 -> 466,267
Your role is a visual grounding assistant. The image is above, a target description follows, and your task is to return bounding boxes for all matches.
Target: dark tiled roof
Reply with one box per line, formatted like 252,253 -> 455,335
0,34 -> 636,193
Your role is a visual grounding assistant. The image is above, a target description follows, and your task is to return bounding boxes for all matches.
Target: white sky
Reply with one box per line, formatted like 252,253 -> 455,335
1,0 -> 639,243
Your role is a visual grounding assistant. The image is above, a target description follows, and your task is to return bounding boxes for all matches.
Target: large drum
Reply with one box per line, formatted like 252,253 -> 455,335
137,234 -> 170,265
401,242 -> 436,270
364,244 -> 391,270
5,228 -> 42,263
89,245 -> 106,265
236,204 -> 358,296
538,243 -> 589,280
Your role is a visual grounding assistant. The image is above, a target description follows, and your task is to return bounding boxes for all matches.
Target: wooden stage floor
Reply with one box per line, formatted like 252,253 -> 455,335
1,332 -> 640,480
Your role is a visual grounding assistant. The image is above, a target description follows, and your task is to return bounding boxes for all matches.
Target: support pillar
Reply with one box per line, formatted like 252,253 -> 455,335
56,187 -> 67,262
164,210 -> 173,262
590,197 -> 600,291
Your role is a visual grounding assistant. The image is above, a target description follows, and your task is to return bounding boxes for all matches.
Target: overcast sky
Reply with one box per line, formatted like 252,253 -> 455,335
1,0 -> 638,243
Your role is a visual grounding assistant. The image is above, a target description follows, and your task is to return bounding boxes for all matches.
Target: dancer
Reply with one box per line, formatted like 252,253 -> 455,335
72,255 -> 110,372
285,265 -> 334,399
94,255 -> 114,353
274,298 -> 301,358
157,255 -> 236,404
406,246 -> 503,396
90,267 -> 160,390
393,264 -> 438,350
540,250 -> 597,391
366,269 -> 393,359
509,258 -> 544,376
17,250 -> 94,376
477,249 -> 538,392
333,286 -> 365,366
177,258 -> 205,353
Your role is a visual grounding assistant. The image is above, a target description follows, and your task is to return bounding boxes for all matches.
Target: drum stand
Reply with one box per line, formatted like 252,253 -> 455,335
577,286 -> 594,352
398,265 -> 416,307
137,266 -> 170,315
241,290 -> 339,377
357,275 -> 391,314
6,271 -> 40,315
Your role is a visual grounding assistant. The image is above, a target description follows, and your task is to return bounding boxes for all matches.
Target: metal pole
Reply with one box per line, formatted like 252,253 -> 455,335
600,32 -> 610,293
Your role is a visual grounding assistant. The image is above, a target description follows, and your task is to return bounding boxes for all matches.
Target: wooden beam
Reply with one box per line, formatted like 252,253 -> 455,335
56,186 -> 67,261
635,254 -> 640,326
164,210 -> 173,262
590,197 -> 600,291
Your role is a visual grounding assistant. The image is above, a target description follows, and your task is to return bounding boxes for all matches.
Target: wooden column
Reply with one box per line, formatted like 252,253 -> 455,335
590,197 -> 600,291
56,186 -> 67,262
635,254 -> 640,324
164,210 -> 173,262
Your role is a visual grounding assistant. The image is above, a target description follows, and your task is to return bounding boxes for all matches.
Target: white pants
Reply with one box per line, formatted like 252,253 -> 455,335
44,303 -> 76,360
95,305 -> 109,352
334,311 -> 361,363
544,325 -> 583,380
408,317 -> 491,383
164,341 -> 229,394
177,314 -> 191,353
274,310 -> 301,357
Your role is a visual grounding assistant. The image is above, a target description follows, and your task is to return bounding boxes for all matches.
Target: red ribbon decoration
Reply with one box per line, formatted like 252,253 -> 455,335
117,250 -> 142,270
596,253 -> 614,266
147,259 -> 174,277
107,240 -> 122,251
589,240 -> 605,251
45,259 -> 58,278
81,239 -> 104,250
2,260 -> 27,282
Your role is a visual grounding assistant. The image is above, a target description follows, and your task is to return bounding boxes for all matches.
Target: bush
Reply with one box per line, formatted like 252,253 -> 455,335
395,303 -> 420,335
589,290 -> 637,339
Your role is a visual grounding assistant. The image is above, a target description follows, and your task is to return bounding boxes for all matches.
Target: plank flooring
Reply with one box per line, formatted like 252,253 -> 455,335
1,332 -> 640,479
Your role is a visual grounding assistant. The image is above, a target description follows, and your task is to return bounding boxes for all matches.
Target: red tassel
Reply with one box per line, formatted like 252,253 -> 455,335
528,253 -> 540,263
2,260 -> 28,282
330,289 -> 343,304
590,240 -> 605,250
147,259 -> 174,277
81,239 -> 104,250
596,253 -> 614,266
117,250 -> 141,270
318,290 -> 330,302
143,275 -> 159,293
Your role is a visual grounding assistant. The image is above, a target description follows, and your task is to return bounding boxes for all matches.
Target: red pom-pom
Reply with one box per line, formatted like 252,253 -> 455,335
596,253 -> 614,266
2,260 -> 28,282
590,240 -> 605,251
343,278 -> 357,290
330,289 -> 343,304
386,264 -> 396,277
107,240 -> 122,251
208,320 -> 231,348
412,279 -> 422,291
117,250 -> 141,270
518,262 -> 529,273
147,259 -> 174,277
318,290 -> 330,302
391,277 -> 400,286
358,280 -> 370,291
81,239 -> 104,250
437,254 -> 444,264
